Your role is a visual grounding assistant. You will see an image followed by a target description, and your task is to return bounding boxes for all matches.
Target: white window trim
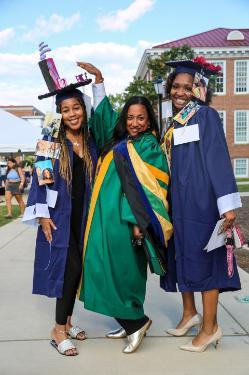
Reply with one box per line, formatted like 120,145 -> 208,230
218,110 -> 226,136
234,110 -> 249,144
234,60 -> 249,95
208,60 -> 226,95
234,158 -> 249,178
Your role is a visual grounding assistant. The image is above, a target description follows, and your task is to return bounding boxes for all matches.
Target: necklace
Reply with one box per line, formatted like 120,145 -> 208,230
72,141 -> 80,147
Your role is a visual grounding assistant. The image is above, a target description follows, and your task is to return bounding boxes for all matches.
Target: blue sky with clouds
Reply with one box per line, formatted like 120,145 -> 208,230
0,0 -> 248,112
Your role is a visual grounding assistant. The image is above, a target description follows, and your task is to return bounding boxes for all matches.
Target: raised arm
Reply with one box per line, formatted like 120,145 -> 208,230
76,61 -> 119,150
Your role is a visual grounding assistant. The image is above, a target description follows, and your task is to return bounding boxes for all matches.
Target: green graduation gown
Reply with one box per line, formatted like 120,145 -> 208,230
79,97 -> 171,319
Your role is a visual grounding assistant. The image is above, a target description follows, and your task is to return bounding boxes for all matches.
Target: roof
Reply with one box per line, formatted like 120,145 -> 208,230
0,109 -> 41,153
0,105 -> 44,117
153,28 -> 249,49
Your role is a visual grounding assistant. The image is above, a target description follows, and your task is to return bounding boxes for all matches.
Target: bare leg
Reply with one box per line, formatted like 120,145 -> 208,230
51,323 -> 78,356
192,289 -> 219,346
14,194 -> 25,215
5,191 -> 12,216
176,292 -> 198,329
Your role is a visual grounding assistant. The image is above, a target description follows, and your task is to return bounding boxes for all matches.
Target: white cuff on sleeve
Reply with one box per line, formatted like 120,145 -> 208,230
92,82 -> 106,110
217,192 -> 242,216
22,203 -> 50,226
46,187 -> 58,208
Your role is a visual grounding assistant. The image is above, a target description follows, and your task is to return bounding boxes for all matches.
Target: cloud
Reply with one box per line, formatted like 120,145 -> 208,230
97,0 -> 156,31
22,13 -> 80,41
0,28 -> 15,47
0,39 -> 152,112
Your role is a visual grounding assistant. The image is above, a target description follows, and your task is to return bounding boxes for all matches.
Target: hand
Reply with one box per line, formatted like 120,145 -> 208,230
219,210 -> 236,233
76,62 -> 103,83
133,225 -> 143,239
132,225 -> 144,247
39,218 -> 57,242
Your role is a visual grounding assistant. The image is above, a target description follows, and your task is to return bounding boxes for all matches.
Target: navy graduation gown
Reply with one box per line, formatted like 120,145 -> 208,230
161,106 -> 242,293
24,137 -> 97,297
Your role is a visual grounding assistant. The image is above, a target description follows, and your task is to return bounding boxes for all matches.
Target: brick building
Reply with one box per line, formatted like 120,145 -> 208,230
136,28 -> 249,178
0,105 -> 44,129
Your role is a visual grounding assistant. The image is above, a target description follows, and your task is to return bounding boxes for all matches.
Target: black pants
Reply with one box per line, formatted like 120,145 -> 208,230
56,231 -> 82,325
115,316 -> 149,335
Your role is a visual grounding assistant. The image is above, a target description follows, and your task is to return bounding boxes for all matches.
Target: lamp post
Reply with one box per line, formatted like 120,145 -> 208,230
153,75 -> 164,135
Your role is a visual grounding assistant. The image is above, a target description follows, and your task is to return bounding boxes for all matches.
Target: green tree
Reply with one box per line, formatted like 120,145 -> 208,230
108,93 -> 124,113
147,44 -> 194,80
123,77 -> 158,105
108,78 -> 158,112
108,45 -> 195,110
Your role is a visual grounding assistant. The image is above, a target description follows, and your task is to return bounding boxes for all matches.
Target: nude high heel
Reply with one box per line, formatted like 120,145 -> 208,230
179,326 -> 223,353
166,313 -> 203,337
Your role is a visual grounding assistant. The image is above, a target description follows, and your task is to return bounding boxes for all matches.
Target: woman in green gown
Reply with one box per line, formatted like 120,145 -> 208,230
78,92 -> 173,353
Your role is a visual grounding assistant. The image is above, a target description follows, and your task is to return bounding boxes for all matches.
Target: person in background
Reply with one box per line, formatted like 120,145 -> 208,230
4,158 -> 25,218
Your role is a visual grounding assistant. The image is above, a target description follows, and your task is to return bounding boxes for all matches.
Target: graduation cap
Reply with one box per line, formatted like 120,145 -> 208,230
165,56 -> 222,78
38,42 -> 92,101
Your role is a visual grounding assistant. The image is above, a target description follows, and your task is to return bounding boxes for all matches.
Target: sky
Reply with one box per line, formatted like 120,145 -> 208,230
0,0 -> 249,113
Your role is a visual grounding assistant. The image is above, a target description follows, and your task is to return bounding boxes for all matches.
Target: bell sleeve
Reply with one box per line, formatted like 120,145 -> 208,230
203,107 -> 242,216
90,83 -> 119,150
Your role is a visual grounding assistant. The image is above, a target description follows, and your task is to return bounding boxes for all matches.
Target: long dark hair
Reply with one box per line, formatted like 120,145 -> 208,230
57,97 -> 93,185
102,96 -> 159,155
165,71 -> 213,106
7,158 -> 18,174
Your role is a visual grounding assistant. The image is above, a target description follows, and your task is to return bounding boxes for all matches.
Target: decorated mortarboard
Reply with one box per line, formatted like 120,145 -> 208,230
38,42 -> 92,100
165,56 -> 222,78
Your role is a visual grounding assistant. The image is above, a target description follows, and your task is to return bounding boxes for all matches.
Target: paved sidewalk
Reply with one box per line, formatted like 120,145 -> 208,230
0,219 -> 249,375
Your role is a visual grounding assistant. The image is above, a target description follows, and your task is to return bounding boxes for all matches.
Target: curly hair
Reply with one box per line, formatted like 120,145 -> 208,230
165,71 -> 214,106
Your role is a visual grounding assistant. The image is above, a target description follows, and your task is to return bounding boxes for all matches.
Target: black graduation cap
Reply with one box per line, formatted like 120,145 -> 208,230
38,59 -> 92,100
165,58 -> 222,78
38,42 -> 92,101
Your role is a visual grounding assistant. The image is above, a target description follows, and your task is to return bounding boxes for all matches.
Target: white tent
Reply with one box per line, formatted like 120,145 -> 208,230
0,109 -> 41,153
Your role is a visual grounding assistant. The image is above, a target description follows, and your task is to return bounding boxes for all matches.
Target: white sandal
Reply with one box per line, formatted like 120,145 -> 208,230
50,338 -> 78,356
67,326 -> 87,340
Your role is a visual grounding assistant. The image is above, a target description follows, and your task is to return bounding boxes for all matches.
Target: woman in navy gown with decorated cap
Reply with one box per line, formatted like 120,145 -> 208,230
23,53 -> 108,356
161,57 -> 242,352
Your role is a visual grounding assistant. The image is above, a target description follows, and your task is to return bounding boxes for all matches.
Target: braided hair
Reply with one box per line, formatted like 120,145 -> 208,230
57,97 -> 93,186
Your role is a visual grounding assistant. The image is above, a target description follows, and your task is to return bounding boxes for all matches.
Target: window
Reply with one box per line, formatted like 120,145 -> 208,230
234,111 -> 249,143
234,159 -> 249,177
235,60 -> 249,93
208,60 -> 226,94
217,110 -> 226,136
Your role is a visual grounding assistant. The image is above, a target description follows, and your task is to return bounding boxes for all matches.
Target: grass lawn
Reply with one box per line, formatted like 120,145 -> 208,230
236,178 -> 249,182
238,185 -> 249,192
0,205 -> 21,227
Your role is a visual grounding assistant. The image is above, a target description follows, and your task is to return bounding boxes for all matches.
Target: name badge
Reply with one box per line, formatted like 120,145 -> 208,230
173,124 -> 200,145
